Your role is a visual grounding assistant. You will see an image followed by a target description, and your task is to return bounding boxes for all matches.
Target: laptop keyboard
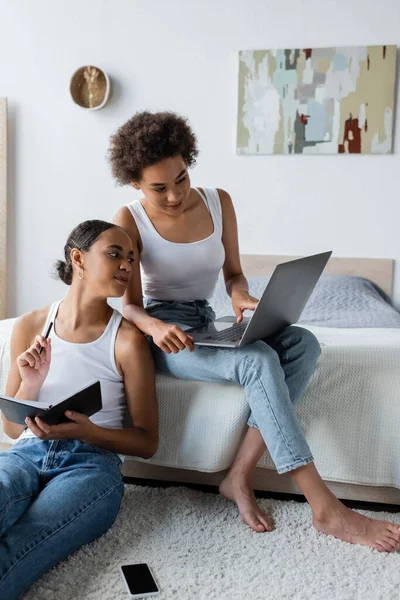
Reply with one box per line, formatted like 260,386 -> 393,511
206,322 -> 248,342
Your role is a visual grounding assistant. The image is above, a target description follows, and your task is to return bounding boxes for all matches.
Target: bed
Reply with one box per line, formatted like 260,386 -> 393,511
1,255 -> 400,504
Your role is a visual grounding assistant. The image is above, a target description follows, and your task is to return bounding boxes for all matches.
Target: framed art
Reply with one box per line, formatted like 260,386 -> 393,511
237,45 -> 397,155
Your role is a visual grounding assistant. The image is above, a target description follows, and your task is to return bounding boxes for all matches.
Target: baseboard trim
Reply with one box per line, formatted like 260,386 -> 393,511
122,461 -> 400,505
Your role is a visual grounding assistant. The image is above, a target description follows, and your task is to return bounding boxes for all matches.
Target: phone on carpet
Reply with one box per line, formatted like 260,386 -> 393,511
120,563 -> 160,598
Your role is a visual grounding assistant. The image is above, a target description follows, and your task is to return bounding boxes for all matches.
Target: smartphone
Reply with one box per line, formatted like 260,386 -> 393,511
120,563 -> 160,598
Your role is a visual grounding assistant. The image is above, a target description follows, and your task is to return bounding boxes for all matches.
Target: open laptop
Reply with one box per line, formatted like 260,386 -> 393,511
187,251 -> 332,348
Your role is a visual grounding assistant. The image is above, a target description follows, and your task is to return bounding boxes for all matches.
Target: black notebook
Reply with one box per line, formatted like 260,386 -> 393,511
0,381 -> 102,426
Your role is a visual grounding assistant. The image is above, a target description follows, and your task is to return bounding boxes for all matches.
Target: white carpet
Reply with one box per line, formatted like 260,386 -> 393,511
23,484 -> 400,600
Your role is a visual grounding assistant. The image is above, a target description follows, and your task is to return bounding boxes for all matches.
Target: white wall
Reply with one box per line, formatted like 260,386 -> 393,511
1,0 -> 399,316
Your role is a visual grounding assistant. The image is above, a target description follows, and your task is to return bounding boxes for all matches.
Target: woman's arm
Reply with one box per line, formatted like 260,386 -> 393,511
2,309 -> 49,439
219,189 -> 259,323
113,206 -> 194,354
82,321 -> 158,458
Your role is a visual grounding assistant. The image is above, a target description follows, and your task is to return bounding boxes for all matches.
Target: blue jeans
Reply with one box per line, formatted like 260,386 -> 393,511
0,438 -> 124,600
145,298 -> 321,474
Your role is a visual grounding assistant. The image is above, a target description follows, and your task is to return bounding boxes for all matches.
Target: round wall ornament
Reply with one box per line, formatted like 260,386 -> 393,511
70,66 -> 110,110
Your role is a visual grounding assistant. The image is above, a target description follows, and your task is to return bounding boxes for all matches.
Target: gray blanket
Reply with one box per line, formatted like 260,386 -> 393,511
210,275 -> 400,328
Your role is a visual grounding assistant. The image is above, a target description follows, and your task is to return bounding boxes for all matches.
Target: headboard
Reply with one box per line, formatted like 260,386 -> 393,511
240,255 -> 394,299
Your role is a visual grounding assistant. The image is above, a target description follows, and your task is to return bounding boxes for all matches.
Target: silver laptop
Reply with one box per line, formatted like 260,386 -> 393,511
187,251 -> 332,348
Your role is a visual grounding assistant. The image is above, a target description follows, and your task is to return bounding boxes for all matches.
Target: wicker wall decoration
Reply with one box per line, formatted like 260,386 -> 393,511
70,66 -> 110,111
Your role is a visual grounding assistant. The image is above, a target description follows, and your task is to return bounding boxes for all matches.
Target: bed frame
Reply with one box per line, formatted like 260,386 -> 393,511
240,254 -> 393,298
122,253 -> 399,505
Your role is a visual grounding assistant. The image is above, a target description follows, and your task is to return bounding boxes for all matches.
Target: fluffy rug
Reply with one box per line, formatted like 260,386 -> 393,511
23,484 -> 400,600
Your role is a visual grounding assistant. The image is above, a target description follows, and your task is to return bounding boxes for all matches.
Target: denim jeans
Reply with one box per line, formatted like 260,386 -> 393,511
0,438 -> 124,600
145,298 -> 321,475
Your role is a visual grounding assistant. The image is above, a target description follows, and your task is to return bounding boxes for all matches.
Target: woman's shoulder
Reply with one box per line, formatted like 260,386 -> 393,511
113,205 -> 141,246
196,187 -> 229,196
113,204 -> 135,226
198,187 -> 231,202
196,187 -> 232,206
215,188 -> 231,202
12,305 -> 52,344
115,316 -> 148,350
215,189 -> 234,218
203,189 -> 233,220
114,317 -> 151,373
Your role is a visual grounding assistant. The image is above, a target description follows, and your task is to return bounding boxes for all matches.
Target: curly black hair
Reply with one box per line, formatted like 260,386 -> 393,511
108,111 -> 199,185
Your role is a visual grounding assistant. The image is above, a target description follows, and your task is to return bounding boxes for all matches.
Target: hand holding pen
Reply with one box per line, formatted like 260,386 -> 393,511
17,321 -> 53,386
39,321 -> 53,355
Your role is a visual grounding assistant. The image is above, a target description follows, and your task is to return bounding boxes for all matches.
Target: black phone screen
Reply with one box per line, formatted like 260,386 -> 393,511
121,563 -> 159,595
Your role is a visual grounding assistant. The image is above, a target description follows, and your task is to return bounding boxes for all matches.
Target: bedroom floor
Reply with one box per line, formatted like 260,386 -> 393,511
23,480 -> 400,600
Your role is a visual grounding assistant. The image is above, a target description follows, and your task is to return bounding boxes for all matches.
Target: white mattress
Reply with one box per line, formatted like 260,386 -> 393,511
2,318 -> 400,489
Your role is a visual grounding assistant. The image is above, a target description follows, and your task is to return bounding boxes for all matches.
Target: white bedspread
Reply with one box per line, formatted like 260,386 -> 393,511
257,327 -> 400,489
304,325 -> 400,347
2,319 -> 400,489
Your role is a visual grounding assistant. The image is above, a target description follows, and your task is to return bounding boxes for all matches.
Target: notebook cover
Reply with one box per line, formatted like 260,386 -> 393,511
0,381 -> 102,426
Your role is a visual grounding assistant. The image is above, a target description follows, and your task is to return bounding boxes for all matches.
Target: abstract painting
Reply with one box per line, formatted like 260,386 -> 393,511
237,45 -> 397,155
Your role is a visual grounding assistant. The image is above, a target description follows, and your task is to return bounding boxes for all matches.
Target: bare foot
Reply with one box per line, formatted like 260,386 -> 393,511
313,501 -> 400,552
219,472 -> 274,533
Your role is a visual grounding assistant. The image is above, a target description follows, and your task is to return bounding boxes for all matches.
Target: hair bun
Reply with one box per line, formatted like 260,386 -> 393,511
55,259 -> 73,285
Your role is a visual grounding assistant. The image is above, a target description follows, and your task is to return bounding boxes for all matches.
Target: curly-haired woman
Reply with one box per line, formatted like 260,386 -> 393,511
110,111 -> 400,552
0,220 -> 158,598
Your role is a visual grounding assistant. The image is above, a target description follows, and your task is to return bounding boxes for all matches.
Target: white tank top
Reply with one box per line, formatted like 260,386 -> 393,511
127,188 -> 225,302
19,300 -> 125,440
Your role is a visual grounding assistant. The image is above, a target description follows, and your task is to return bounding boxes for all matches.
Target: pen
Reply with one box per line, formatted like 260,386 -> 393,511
39,321 -> 53,355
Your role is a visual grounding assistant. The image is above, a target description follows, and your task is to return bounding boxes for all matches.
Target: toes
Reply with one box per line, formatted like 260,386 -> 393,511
260,517 -> 274,532
372,543 -> 388,553
244,515 -> 268,532
377,539 -> 394,552
384,535 -> 400,551
384,534 -> 400,549
255,510 -> 274,530
252,521 -> 266,532
387,523 -> 400,540
247,513 -> 275,532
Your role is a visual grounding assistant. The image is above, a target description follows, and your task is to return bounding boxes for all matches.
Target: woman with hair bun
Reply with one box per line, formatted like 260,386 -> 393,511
0,219 -> 158,598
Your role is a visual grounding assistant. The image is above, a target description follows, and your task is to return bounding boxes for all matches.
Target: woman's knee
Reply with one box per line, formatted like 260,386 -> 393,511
243,340 -> 277,359
239,341 -> 281,377
290,326 -> 321,364
90,481 -> 124,535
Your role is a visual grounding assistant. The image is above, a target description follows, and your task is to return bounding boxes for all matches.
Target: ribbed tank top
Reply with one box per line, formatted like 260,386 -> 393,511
127,188 -> 225,302
19,300 -> 125,440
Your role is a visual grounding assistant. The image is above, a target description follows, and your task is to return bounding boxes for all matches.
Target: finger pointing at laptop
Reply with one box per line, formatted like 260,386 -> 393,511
231,290 -> 259,323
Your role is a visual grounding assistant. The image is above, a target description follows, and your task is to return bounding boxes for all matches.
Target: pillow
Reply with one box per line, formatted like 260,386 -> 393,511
210,275 -> 400,328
